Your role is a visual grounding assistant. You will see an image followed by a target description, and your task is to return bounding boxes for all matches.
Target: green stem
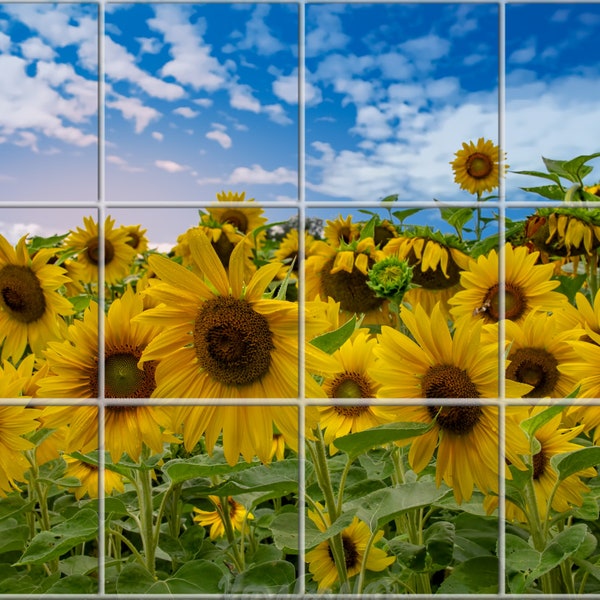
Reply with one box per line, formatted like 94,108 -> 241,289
356,527 -> 378,594
336,455 -> 354,516
108,528 -> 146,569
218,495 -> 245,573
308,432 -> 350,592
137,446 -> 157,578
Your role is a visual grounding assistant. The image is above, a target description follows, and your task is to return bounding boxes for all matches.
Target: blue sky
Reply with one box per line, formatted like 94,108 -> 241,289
0,3 -> 98,202
1,3 -> 600,243
105,3 -> 299,203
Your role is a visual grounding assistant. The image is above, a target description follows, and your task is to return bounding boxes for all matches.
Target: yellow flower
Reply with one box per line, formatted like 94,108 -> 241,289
450,137 -> 503,195
0,406 -> 40,496
193,495 -> 253,540
66,215 -> 136,286
448,243 -> 567,326
64,456 -> 125,500
324,215 -> 360,246
372,303 -> 532,399
137,231 -> 335,399
0,234 -> 73,362
121,224 -> 149,254
306,506 -> 394,591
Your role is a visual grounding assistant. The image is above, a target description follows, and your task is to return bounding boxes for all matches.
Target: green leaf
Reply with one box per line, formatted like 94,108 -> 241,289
512,170 -> 563,186
381,194 -> 399,203
505,533 -> 540,573
333,421 -> 432,457
16,509 -> 98,565
358,216 -> 377,241
271,510 -> 300,552
437,556 -> 498,593
552,446 -> 600,482
248,543 -> 283,566
542,157 -> 579,183
521,405 -> 565,438
309,316 -> 357,354
554,273 -> 588,304
231,560 -> 296,594
116,563 -> 155,594
393,208 -> 421,223
520,185 -> 565,201
387,538 -> 427,571
162,452 -> 256,484
166,560 -> 224,593
526,523 -> 588,582
68,295 -> 91,313
344,481 -> 451,530
562,152 -> 600,181
27,233 -> 69,251
439,207 -> 474,232
208,459 -> 300,499
59,555 -> 98,577
45,575 -> 97,594
0,519 -> 29,554
424,521 -> 455,567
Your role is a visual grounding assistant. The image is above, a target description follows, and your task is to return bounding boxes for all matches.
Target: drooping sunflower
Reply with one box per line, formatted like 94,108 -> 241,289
305,237 -> 392,325
38,288 -> 173,462
372,303 -> 533,399
63,456 -> 125,500
0,406 -> 40,496
450,137 -> 503,195
384,232 -> 471,316
448,243 -> 567,326
391,405 -> 529,503
560,326 -> 600,399
0,234 -> 74,362
305,505 -> 394,592
486,311 -> 581,398
66,215 -> 137,286
137,230 -> 336,399
526,209 -> 600,257
193,495 -> 254,540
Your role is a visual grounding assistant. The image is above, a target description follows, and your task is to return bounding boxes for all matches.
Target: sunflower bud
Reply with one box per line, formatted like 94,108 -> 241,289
366,256 -> 413,303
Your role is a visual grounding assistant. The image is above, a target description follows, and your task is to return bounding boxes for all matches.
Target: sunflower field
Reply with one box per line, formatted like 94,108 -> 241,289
3,145 -> 600,596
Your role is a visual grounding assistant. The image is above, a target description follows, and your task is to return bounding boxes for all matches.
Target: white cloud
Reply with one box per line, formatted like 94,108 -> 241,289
20,37 -> 56,60
0,221 -> 46,244
136,36 -> 162,54
306,5 -> 350,58
351,106 -> 393,141
228,164 -> 297,185
194,98 -> 213,108
155,159 -> 188,173
14,131 -> 39,152
105,36 -> 185,100
400,34 -> 450,72
0,31 -> 10,52
263,104 -> 293,126
237,5 -> 284,56
206,129 -> 232,149
173,106 -> 199,118
147,5 -> 229,92
196,176 -> 223,185
273,72 -> 298,104
107,154 -> 145,173
106,94 -> 160,134
509,38 -> 536,64
229,84 -> 261,113
152,131 -> 164,141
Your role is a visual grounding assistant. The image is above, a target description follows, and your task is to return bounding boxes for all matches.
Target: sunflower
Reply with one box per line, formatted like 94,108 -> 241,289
273,229 -> 316,281
391,405 -> 529,503
0,406 -> 40,496
165,405 -> 302,466
526,209 -> 600,257
372,303 -> 533,399
207,191 -> 267,235
193,495 -> 254,540
560,326 -> 600,398
567,406 -> 600,444
317,331 -> 401,450
450,137 -> 503,195
66,215 -> 136,286
121,224 -> 149,255
488,310 -> 581,398
306,505 -> 394,592
38,288 -> 173,461
0,234 -> 73,362
324,215 -> 360,246
384,233 -> 471,316
63,456 -> 125,500
506,408 -> 594,521
137,230 -> 336,399
305,237 -> 392,325
448,243 -> 567,326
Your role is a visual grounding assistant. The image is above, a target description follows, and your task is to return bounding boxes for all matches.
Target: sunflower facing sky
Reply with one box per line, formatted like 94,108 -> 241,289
450,137 -> 503,195
0,235 -> 73,362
